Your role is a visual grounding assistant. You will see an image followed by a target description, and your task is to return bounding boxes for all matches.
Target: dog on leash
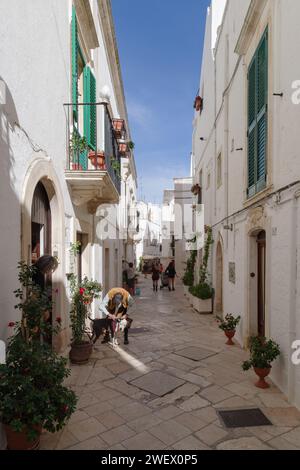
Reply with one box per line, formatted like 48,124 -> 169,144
89,317 -> 109,344
90,316 -> 133,345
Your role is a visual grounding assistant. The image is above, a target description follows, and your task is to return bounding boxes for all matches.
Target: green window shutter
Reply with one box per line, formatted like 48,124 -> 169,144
248,59 -> 256,127
83,66 -> 96,150
257,113 -> 267,186
247,28 -> 268,197
248,128 -> 256,192
72,6 -> 78,120
257,32 -> 268,114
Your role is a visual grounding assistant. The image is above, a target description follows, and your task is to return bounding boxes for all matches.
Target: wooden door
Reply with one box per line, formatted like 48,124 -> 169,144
257,231 -> 266,337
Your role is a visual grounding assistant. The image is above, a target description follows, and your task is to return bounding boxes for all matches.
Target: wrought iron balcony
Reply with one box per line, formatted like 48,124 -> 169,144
64,102 -> 121,212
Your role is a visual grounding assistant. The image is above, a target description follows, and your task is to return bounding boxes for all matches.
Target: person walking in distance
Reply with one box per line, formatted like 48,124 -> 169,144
126,262 -> 136,296
165,260 -> 177,291
151,262 -> 160,292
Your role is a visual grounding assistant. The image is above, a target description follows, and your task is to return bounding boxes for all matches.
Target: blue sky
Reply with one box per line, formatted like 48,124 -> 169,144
111,0 -> 211,203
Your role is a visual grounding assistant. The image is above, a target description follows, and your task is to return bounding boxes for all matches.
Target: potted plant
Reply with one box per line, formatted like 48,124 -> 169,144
69,275 -> 102,364
112,118 -> 125,138
182,247 -> 197,302
88,150 -> 106,169
217,314 -> 241,345
70,132 -> 88,170
194,95 -> 203,112
110,156 -> 121,177
0,262 -> 77,450
242,336 -> 280,389
119,142 -> 128,155
188,226 -> 214,313
128,141 -> 135,150
191,184 -> 201,195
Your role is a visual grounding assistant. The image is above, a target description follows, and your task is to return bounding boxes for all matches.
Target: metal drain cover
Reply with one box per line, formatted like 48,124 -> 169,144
218,408 -> 272,428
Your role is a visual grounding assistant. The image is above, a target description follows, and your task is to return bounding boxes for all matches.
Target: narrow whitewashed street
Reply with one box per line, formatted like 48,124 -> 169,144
40,279 -> 300,451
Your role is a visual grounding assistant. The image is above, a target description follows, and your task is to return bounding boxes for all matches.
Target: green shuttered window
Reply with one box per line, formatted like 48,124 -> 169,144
84,66 -> 97,150
247,28 -> 268,198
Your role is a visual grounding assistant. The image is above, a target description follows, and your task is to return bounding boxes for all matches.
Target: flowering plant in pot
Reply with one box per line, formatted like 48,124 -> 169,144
242,336 -> 280,389
0,262 -> 77,450
69,274 -> 102,364
217,314 -> 241,345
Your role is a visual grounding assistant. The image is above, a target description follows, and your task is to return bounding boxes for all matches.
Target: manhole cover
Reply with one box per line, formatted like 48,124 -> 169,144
130,371 -> 184,396
218,408 -> 272,428
175,346 -> 217,361
130,327 -> 150,334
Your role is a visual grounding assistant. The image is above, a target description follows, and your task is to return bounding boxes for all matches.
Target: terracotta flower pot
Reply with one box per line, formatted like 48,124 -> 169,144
69,341 -> 93,364
71,163 -> 83,170
254,367 -> 271,389
88,151 -> 105,169
224,329 -> 236,345
194,96 -> 203,112
5,424 -> 42,450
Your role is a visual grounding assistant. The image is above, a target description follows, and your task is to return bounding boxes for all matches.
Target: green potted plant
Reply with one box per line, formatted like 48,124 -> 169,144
69,132 -> 88,170
189,226 -> 214,313
217,314 -> 241,345
69,275 -> 102,364
128,141 -> 135,150
242,336 -> 280,389
110,156 -> 121,177
0,262 -> 77,450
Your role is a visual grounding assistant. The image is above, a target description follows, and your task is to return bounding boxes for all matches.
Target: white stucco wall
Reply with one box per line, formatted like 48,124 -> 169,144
192,0 -> 300,408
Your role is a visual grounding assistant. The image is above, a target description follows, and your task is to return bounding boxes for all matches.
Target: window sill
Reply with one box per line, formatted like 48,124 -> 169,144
243,183 -> 274,208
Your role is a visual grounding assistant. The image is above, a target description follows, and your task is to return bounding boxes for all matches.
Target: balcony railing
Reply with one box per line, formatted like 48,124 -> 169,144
64,102 -> 121,195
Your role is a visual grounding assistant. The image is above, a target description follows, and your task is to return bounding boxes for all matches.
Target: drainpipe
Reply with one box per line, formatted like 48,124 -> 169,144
224,34 -> 230,250
288,190 -> 300,404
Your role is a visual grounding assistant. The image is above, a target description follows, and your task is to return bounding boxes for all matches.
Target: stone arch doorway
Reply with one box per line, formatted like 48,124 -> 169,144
21,158 -> 65,349
215,240 -> 223,315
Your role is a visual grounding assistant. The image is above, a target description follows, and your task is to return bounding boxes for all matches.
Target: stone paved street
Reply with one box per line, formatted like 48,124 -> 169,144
40,279 -> 300,450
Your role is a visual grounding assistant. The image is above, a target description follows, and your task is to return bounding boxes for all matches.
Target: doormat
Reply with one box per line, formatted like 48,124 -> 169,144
218,408 -> 272,428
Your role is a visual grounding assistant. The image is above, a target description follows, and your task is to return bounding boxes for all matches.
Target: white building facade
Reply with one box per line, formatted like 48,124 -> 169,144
135,202 -> 162,265
192,0 -> 300,408
0,0 -> 137,351
161,189 -> 175,265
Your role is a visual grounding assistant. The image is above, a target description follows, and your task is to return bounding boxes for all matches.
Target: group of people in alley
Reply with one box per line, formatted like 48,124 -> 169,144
150,259 -> 177,292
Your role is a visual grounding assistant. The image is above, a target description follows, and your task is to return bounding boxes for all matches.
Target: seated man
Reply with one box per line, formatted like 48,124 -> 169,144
98,287 -> 134,345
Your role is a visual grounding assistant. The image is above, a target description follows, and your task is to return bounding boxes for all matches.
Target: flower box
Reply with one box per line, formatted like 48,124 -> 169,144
88,151 -> 105,169
119,142 -> 128,156
191,294 -> 212,314
194,96 -> 203,112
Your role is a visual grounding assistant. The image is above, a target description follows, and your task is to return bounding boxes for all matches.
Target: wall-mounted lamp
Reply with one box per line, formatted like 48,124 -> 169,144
224,224 -> 233,231
235,148 -> 243,151
200,137 -> 207,141
273,92 -> 283,97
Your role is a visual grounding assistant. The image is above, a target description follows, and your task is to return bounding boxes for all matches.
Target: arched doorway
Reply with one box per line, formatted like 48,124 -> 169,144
31,182 -> 52,263
215,241 -> 223,314
31,181 -> 53,343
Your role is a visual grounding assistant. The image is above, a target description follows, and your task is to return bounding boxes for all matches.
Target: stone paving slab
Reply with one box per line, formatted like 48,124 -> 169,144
175,346 -> 220,361
130,371 -> 185,396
